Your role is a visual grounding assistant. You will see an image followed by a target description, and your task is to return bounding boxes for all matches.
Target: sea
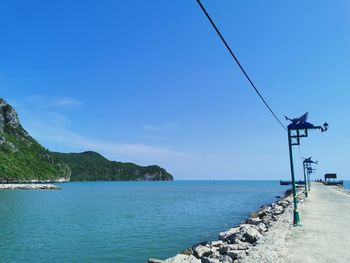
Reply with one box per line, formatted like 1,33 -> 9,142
0,181 -> 289,262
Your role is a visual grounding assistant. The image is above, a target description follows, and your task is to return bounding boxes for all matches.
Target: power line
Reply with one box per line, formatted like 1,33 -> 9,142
195,0 -> 286,130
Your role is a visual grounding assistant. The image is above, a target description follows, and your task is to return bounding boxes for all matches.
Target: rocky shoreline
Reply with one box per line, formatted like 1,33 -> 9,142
149,188 -> 305,263
0,177 -> 69,183
0,184 -> 61,190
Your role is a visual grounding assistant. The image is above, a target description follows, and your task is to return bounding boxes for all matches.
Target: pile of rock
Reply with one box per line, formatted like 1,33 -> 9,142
0,184 -> 61,190
0,178 -> 69,183
149,190 -> 299,263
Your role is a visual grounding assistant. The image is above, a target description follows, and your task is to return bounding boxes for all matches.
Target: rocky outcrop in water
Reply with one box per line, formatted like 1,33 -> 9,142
0,184 -> 60,190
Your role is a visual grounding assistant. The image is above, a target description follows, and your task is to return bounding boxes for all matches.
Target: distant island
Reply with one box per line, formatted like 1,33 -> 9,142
0,98 -> 173,183
53,151 -> 173,181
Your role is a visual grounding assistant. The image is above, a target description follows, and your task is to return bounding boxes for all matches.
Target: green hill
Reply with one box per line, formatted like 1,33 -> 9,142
52,151 -> 173,181
0,98 -> 173,182
0,99 -> 71,182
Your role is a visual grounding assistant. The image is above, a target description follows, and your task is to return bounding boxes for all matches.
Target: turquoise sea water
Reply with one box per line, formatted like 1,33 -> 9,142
0,181 -> 288,262
343,181 -> 350,189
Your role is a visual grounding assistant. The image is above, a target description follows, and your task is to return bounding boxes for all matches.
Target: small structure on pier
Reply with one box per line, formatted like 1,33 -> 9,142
324,173 -> 343,186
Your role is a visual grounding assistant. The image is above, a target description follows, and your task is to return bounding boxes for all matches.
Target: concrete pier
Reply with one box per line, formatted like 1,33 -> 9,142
279,183 -> 350,262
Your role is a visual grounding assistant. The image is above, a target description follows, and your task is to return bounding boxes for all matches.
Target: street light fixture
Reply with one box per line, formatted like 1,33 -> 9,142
303,157 -> 318,196
322,122 -> 329,132
307,167 -> 316,191
285,112 -> 328,226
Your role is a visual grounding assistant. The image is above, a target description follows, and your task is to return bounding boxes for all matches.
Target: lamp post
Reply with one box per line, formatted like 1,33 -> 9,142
307,167 -> 316,191
303,157 -> 317,193
302,161 -> 308,198
285,112 -> 328,226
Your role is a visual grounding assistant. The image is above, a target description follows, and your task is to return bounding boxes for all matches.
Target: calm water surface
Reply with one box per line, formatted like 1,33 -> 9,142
0,181 -> 288,262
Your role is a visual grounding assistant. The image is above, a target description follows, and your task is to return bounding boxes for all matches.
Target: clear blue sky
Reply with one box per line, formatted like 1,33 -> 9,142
1,0 -> 349,180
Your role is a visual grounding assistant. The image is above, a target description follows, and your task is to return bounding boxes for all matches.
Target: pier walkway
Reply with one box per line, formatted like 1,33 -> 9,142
280,183 -> 350,263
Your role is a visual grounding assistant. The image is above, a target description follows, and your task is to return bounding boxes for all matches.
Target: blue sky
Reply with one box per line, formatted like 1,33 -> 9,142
1,0 -> 349,179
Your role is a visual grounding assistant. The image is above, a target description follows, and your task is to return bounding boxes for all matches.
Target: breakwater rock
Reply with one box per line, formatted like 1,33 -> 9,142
0,184 -> 61,190
0,178 -> 69,183
149,188 -> 305,263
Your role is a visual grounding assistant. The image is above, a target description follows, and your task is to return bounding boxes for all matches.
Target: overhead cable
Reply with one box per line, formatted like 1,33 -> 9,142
196,0 -> 286,130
